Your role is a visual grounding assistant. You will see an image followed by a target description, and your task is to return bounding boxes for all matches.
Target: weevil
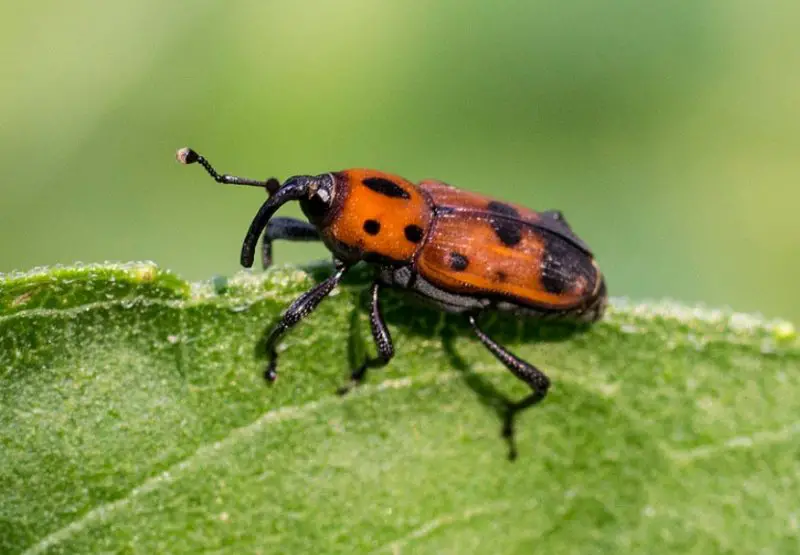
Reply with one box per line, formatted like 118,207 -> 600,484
177,147 -> 606,415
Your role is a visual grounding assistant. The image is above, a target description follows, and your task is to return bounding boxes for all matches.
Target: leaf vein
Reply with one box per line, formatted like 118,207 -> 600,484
371,499 -> 542,554
667,420 -> 800,463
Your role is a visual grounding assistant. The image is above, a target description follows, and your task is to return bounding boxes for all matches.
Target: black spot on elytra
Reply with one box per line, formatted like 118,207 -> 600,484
404,224 -> 423,243
363,219 -> 381,235
491,218 -> 523,246
487,201 -> 523,246
487,201 -> 520,219
449,252 -> 469,271
362,177 -> 410,199
541,268 -> 568,295
496,271 -> 508,283
539,230 -> 593,295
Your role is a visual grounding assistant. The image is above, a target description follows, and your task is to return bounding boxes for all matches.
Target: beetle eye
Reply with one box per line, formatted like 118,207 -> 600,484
313,188 -> 331,204
300,176 -> 335,224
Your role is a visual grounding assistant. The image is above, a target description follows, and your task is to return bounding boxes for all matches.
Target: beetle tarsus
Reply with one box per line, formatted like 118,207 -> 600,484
264,363 -> 278,382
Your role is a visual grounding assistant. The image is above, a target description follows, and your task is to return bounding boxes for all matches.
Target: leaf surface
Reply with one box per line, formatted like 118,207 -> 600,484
1,263 -> 798,554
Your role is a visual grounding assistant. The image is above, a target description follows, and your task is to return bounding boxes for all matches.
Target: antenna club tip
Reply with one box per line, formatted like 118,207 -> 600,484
176,147 -> 199,165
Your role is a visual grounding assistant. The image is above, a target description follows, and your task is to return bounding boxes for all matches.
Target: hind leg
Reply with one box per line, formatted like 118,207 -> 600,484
468,314 -> 551,459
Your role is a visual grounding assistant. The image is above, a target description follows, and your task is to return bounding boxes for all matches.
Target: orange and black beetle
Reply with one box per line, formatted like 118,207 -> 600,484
177,147 -> 607,412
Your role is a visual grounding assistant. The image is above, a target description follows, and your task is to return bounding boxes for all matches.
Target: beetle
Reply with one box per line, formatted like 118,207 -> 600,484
176,147 -> 607,414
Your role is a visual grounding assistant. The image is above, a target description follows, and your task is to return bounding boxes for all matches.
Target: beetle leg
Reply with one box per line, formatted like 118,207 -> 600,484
341,281 -> 394,393
264,263 -> 348,381
468,314 -> 551,440
261,217 -> 321,269
468,314 -> 550,398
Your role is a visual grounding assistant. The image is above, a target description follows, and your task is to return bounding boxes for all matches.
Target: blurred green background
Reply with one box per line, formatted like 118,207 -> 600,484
1,1 -> 798,322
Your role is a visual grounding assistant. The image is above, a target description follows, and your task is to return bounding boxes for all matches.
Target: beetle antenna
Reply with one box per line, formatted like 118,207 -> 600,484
176,147 -> 280,194
240,179 -> 309,268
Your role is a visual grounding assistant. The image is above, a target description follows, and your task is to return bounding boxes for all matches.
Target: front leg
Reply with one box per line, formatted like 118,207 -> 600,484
261,217 -> 320,269
264,263 -> 348,381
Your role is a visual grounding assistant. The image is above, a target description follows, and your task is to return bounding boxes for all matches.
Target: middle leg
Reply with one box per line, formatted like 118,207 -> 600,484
339,281 -> 394,393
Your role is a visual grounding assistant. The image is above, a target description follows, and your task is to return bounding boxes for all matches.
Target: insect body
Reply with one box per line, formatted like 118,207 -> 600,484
177,147 -> 607,413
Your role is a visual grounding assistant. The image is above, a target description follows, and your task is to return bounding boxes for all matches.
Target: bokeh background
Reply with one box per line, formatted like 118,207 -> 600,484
1,1 -> 798,322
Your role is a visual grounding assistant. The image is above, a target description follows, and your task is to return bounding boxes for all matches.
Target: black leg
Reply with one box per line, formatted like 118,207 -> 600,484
468,314 -> 550,399
264,263 -> 347,381
468,314 -> 550,459
261,217 -> 321,269
346,282 -> 394,390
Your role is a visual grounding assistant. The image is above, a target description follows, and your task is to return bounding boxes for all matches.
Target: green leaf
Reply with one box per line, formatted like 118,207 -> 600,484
1,263 -> 798,555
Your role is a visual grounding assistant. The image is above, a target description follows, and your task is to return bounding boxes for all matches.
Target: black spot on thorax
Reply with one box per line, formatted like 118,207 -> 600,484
404,224 -> 424,243
362,177 -> 410,199
363,219 -> 381,235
